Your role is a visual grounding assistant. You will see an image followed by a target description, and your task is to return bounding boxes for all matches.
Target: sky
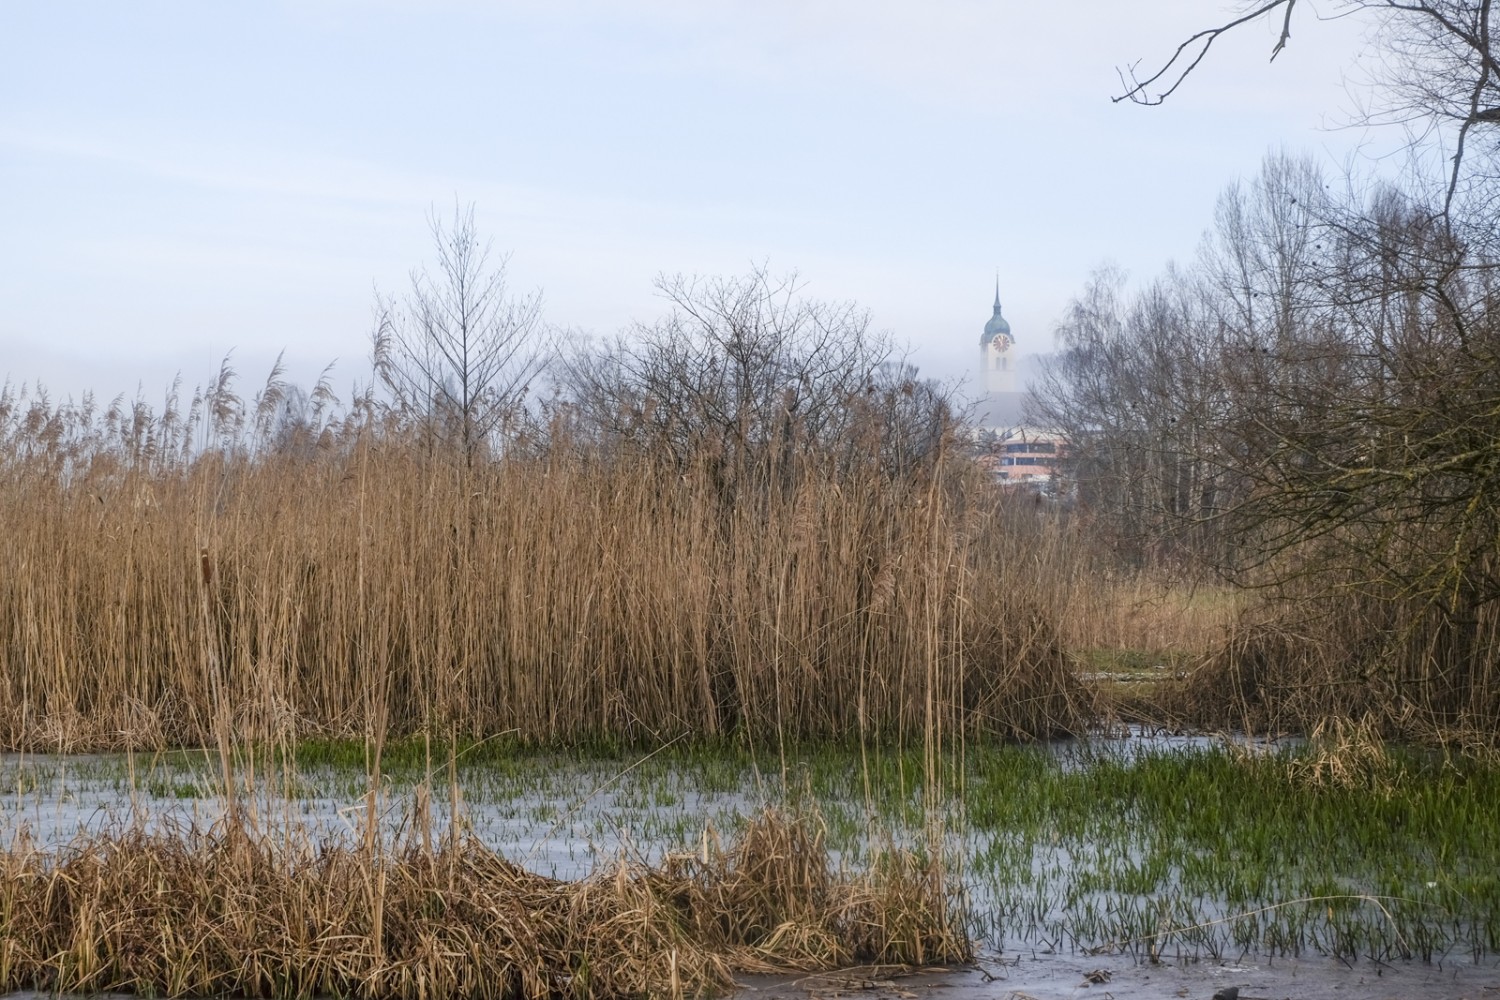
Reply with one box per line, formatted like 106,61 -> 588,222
1,1 -> 1393,410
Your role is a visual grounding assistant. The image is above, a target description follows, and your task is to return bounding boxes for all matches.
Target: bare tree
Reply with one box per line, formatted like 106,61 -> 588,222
1114,1 -> 1301,108
555,266 -> 946,497
1029,261 -> 1232,563
1038,146 -> 1500,721
1034,155 -> 1371,559
373,205 -> 551,466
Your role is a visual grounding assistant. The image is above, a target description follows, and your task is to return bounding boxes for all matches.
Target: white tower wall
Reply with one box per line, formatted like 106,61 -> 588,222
981,338 -> 1016,395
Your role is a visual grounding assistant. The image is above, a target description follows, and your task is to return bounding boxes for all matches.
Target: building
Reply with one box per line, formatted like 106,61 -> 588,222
976,277 -> 1025,426
980,277 -> 1016,396
973,279 -> 1069,490
993,426 -> 1068,488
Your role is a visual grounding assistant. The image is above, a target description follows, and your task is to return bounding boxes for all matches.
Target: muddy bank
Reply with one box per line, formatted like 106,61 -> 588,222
0,957 -> 1494,1000
739,957 -> 1500,1000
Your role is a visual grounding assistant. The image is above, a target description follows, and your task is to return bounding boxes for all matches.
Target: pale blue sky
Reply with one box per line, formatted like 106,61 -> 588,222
3,2 -> 1384,406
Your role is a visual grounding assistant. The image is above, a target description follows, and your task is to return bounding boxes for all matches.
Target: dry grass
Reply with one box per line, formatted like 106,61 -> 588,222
970,503 -> 1245,665
0,806 -> 965,1000
0,379 -> 1093,751
1163,586 -> 1500,743
1283,716 -> 1403,796
966,503 -> 1247,723
0,363 -> 984,997
1058,576 -> 1244,664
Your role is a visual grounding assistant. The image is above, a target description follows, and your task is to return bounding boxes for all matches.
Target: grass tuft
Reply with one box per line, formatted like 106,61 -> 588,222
0,807 -> 967,1000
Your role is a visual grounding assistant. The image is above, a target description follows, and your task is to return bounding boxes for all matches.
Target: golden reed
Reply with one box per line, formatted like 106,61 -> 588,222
0,389 -> 1093,751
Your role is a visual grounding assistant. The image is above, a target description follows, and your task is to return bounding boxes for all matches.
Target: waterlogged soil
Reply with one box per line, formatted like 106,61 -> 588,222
0,728 -> 1249,867
0,961 -> 1495,1000
1,729 -> 1497,994
1,959 -> 1493,1000
741,957 -> 1500,1000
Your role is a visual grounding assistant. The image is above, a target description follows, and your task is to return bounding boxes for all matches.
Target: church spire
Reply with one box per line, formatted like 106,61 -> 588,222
981,275 -> 1012,345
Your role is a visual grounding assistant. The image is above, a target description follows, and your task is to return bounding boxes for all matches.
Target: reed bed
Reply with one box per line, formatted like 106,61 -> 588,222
0,805 -> 965,1000
0,380 -> 1092,752
1162,586 -> 1500,743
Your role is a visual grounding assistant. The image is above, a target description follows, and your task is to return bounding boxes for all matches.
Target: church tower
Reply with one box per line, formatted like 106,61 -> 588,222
980,277 -> 1015,395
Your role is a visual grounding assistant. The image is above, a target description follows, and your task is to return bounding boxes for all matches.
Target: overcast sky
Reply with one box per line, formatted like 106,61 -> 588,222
3,1 -> 1392,408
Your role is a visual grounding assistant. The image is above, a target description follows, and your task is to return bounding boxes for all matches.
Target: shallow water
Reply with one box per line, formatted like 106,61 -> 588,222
0,726 -> 1283,859
0,727 -> 1495,991
0,745 -> 810,880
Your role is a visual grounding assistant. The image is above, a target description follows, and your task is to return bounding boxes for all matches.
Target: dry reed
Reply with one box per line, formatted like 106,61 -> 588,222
1164,585 -> 1500,743
0,379 -> 1092,751
0,806 -> 966,1000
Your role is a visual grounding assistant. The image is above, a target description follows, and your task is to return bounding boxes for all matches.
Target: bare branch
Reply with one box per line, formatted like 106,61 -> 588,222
1114,1 -> 1298,106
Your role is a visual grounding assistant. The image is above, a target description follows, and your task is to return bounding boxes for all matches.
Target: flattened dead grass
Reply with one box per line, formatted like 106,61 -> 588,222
0,808 -> 968,1000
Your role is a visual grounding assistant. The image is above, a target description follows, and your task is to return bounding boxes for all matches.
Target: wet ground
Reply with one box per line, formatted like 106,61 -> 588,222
0,729 -> 1495,995
0,727 -> 1278,866
0,959 -> 1495,1000
741,957 -> 1500,1000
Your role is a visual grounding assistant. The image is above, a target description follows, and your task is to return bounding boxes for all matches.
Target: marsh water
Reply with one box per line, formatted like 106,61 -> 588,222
0,727 -> 1247,865
2,728 -> 1497,998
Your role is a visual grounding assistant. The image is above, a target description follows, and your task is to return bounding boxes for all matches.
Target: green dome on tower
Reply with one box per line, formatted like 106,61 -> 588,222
981,278 -> 1011,344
